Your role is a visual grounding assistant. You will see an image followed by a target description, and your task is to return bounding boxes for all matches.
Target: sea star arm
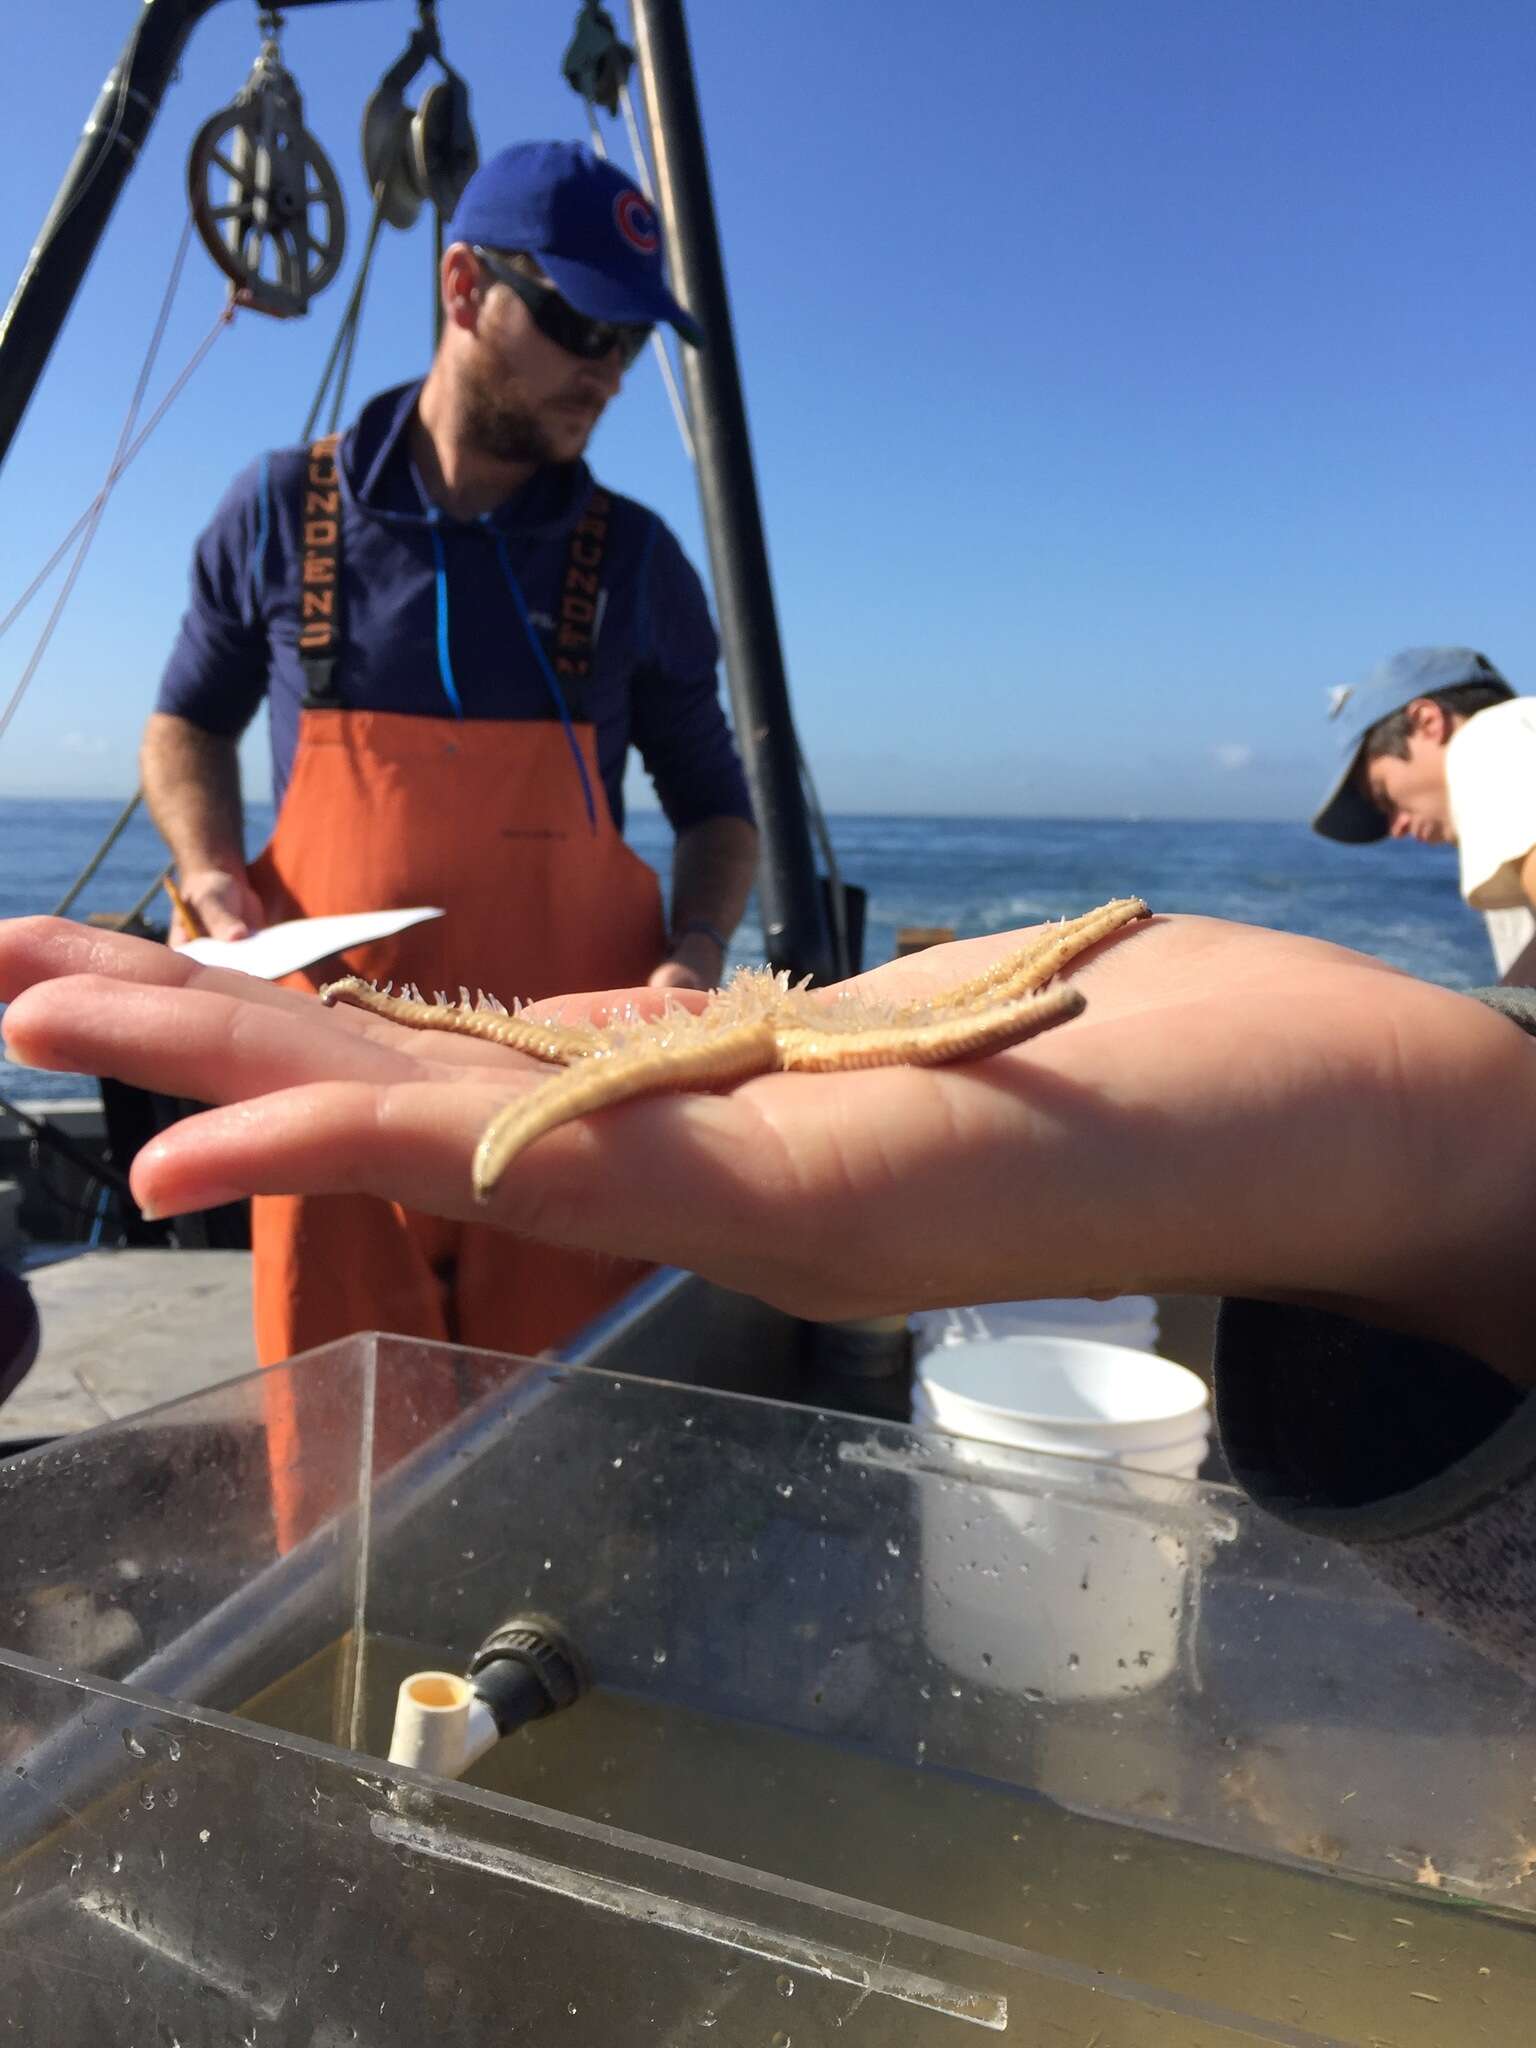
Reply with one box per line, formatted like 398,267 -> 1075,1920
776,981 -> 1085,1071
897,897 -> 1150,1018
320,976 -> 603,1065
473,1018 -> 779,1198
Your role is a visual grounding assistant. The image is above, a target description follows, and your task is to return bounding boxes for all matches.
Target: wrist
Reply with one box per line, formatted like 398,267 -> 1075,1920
180,855 -> 246,885
671,919 -> 729,958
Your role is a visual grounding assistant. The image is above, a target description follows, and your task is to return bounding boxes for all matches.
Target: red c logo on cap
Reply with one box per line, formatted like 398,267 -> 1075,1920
614,189 -> 659,255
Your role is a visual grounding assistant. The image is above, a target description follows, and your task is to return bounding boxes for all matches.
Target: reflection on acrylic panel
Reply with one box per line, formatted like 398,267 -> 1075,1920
0,1330 -> 1531,2040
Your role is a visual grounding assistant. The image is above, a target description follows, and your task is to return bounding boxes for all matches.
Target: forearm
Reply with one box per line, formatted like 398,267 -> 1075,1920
658,815 -> 758,983
140,713 -> 246,874
668,815 -> 757,937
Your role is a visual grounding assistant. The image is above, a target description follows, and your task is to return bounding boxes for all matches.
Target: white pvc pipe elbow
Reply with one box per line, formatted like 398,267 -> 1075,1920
387,1670 -> 502,1779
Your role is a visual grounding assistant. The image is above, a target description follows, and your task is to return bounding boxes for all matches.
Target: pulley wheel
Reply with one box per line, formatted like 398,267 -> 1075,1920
189,100 -> 346,318
361,86 -> 424,232
411,78 -> 479,222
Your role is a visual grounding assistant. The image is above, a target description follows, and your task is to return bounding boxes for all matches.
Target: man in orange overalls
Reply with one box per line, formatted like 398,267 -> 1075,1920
139,143 -> 758,1532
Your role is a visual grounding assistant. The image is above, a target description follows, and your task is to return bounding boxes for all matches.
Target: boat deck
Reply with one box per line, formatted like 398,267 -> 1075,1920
3,1248 -> 255,1445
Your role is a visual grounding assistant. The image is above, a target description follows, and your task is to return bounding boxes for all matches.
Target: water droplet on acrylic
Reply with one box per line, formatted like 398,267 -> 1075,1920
198,1828 -> 210,1844
162,1785 -> 178,1808
776,1482 -> 794,1499
775,1974 -> 794,1997
652,1647 -> 667,1665
166,1738 -> 182,1762
885,1538 -> 901,1557
1067,1653 -> 1081,1670
699,2014 -> 717,2029
323,1957 -> 339,1975
771,2033 -> 792,2047
138,1784 -> 155,1811
261,1923 -> 277,1942
108,1850 -> 123,1874
121,1730 -> 147,1759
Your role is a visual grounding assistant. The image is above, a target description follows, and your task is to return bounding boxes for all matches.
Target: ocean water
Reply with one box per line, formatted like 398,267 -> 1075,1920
0,794 -> 1493,1104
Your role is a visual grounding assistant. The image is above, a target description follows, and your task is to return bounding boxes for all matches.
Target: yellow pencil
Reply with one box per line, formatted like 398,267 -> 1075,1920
164,874 -> 206,941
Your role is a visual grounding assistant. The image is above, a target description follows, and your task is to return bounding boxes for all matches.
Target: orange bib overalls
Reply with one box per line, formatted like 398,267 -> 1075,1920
247,705 -> 666,1545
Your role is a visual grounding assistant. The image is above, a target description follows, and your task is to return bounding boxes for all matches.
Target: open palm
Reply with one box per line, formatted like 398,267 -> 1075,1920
2,911 -> 1531,1377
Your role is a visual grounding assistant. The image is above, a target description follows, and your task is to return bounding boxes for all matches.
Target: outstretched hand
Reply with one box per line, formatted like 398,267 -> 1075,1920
2,911 -> 1533,1381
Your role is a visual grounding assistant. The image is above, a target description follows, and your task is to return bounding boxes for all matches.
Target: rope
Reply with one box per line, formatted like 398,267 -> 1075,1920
0,215 -> 193,667
584,96 -> 696,462
125,861 -> 175,929
0,223 -> 233,924
302,188 -> 389,443
584,93 -> 848,970
50,787 -> 143,916
0,292 -> 236,742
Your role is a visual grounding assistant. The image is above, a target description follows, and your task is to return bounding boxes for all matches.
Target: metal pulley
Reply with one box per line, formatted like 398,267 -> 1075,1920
360,5 -> 478,232
187,25 -> 345,319
562,1 -> 634,118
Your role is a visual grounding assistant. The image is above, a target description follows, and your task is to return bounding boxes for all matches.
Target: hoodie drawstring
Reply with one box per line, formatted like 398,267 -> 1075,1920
487,523 -> 599,835
426,511 -> 466,718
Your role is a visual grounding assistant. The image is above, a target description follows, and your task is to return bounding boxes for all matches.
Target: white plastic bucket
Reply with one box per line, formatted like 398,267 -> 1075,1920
918,1334 -> 1209,1473
911,1381 -> 1207,1478
911,1295 -> 1158,1360
914,1334 -> 1211,1701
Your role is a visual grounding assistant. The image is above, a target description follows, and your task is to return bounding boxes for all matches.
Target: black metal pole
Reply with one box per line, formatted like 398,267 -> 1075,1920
629,0 -> 833,982
0,0 -> 230,477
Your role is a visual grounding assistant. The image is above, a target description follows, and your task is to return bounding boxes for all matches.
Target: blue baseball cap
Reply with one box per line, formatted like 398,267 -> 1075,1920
1310,645 -> 1511,843
446,141 -> 701,346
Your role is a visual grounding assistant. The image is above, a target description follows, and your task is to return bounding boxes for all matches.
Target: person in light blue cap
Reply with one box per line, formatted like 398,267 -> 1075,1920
1311,647 -> 1536,980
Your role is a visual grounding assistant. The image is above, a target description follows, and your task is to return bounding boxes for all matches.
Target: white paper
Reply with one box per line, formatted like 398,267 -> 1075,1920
179,906 -> 444,981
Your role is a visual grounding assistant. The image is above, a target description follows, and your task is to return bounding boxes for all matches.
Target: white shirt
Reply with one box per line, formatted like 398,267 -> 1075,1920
1446,698 -> 1536,975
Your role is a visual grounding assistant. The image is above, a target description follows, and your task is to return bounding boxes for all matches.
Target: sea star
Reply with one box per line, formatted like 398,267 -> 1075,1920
321,896 -> 1150,1200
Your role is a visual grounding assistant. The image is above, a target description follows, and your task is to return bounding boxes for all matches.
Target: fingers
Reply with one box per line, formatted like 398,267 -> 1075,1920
126,1075 -> 808,1286
2,973 -> 423,1100
128,1081 -> 508,1222
0,916 -> 305,1014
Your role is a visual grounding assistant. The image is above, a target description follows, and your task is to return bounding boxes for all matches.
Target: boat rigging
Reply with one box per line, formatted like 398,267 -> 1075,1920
0,0 -> 852,990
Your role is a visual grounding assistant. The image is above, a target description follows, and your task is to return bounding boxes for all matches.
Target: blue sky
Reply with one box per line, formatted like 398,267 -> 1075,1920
1,0 -> 1532,817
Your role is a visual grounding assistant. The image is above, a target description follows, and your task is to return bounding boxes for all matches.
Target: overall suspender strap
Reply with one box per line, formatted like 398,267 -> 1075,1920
297,434 -> 344,709
550,486 -> 612,722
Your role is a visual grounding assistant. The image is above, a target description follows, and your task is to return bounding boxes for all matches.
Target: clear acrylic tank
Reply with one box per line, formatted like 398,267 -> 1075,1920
0,1274 -> 1532,2044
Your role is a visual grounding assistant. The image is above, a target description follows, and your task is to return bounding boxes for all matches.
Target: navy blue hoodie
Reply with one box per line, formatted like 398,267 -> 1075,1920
156,380 -> 752,834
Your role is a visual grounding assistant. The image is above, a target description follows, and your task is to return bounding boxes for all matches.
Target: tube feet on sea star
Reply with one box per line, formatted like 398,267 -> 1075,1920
321,896 -> 1151,1200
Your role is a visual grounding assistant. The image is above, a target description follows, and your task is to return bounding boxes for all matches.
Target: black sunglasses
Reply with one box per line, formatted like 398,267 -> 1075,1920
472,247 -> 652,370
